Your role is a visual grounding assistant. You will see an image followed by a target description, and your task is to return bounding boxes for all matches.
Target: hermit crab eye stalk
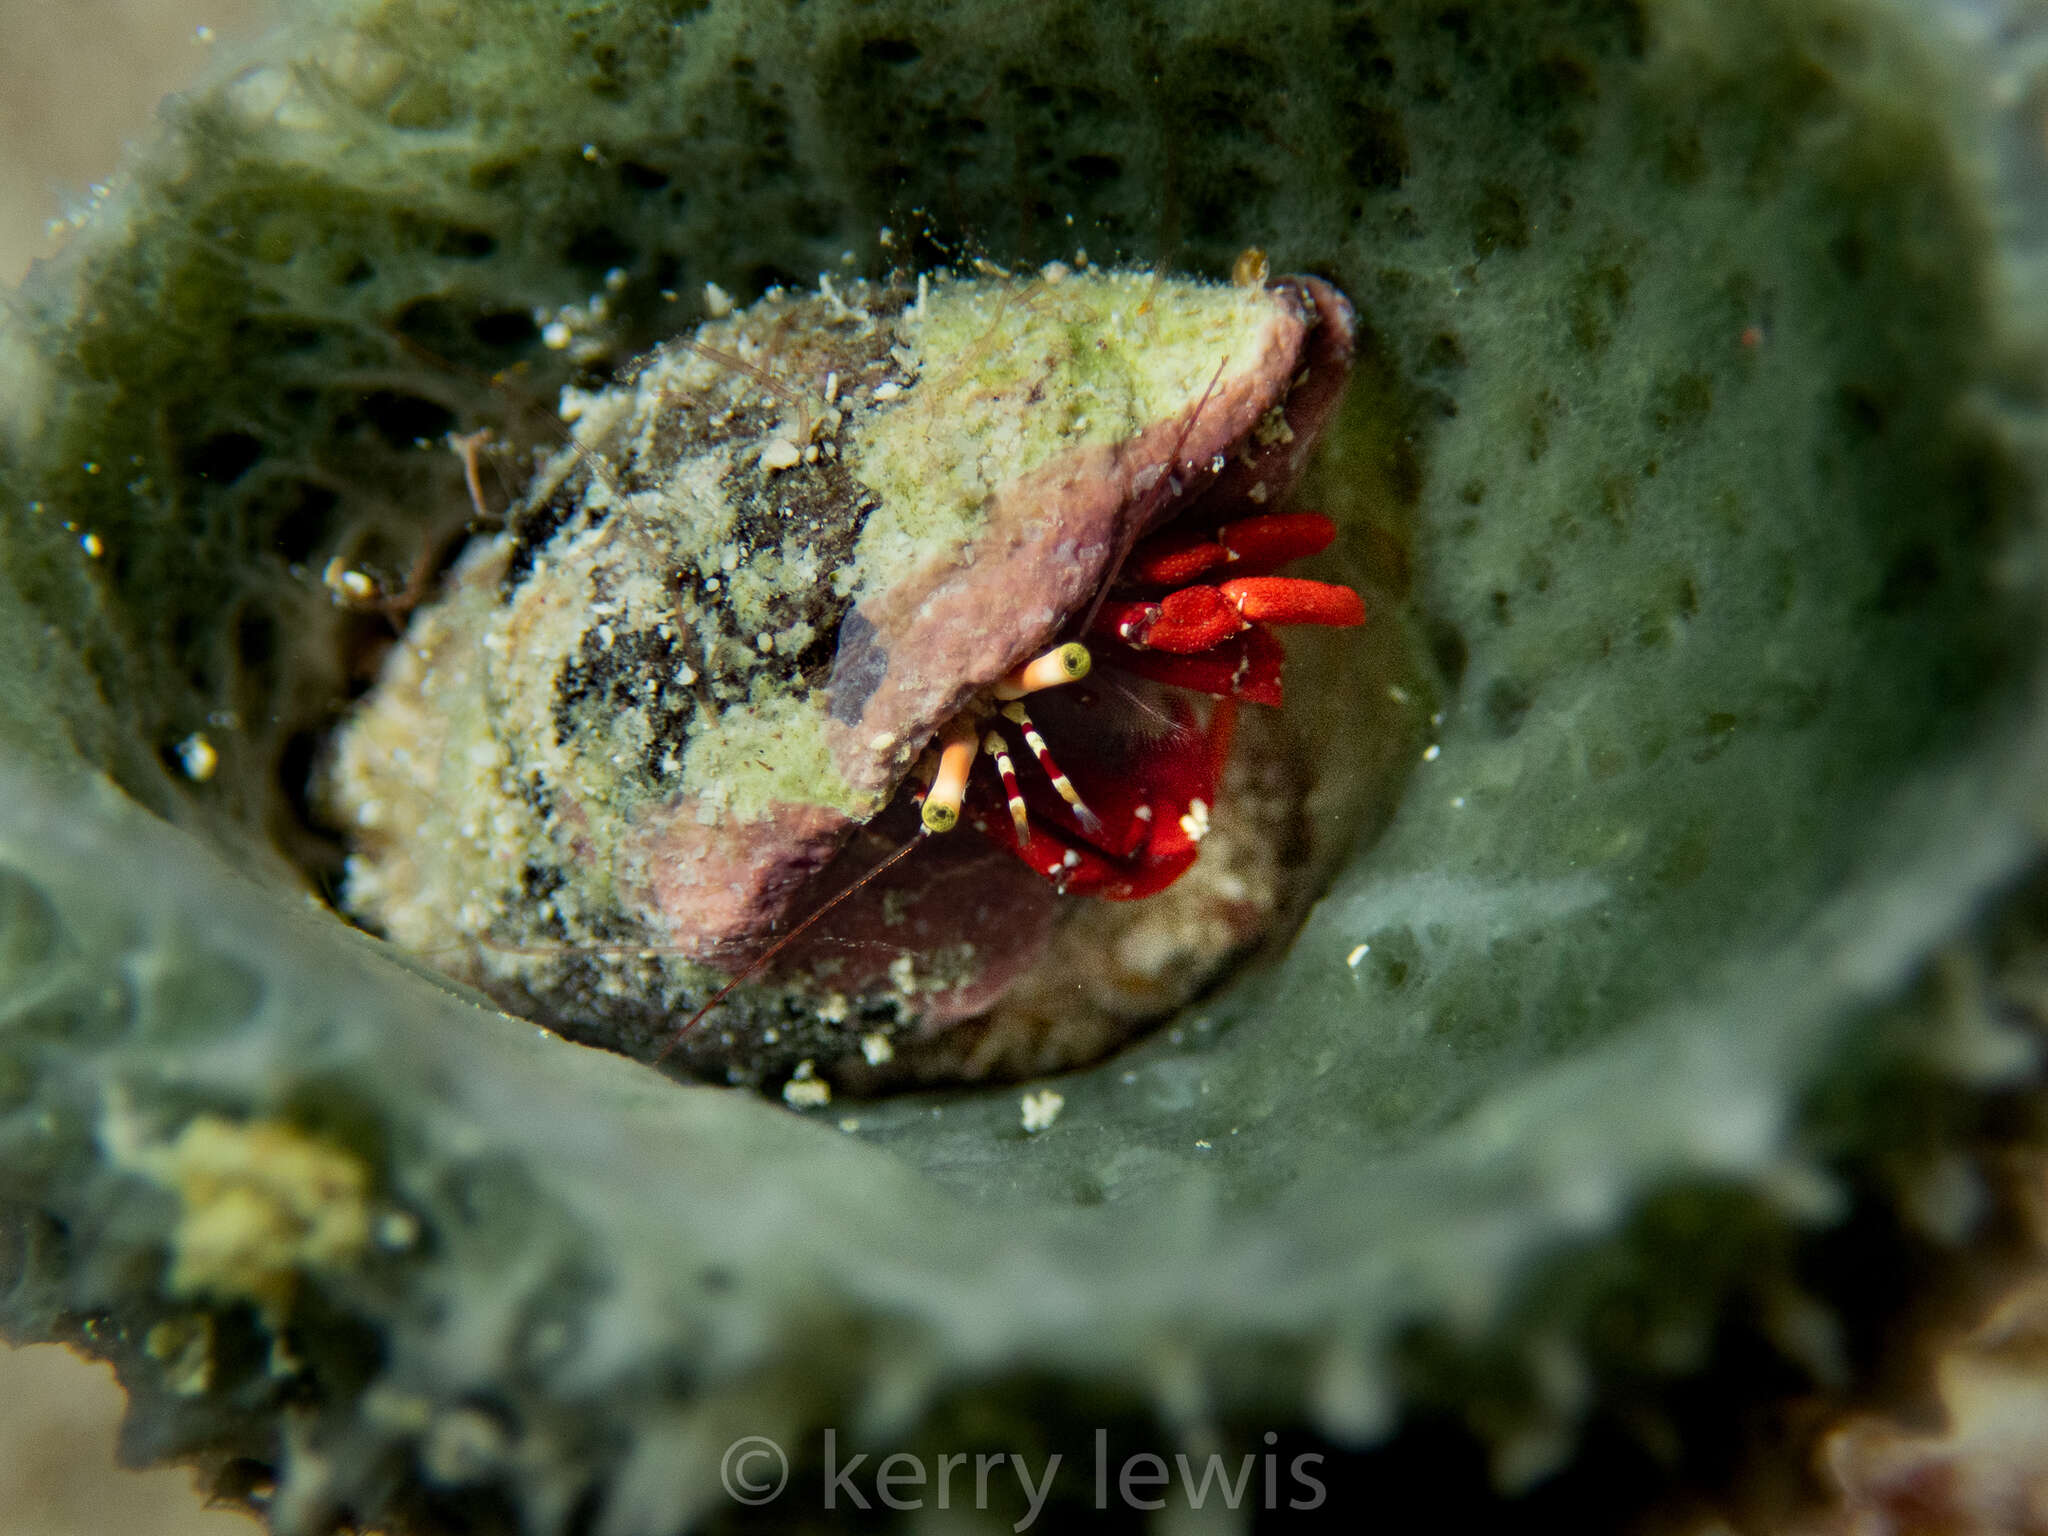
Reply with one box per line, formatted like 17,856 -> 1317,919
918,718 -> 981,834
995,641 -> 1092,699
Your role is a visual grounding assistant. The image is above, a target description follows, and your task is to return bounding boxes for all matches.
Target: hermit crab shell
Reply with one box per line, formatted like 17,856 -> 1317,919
321,267 -> 1357,1088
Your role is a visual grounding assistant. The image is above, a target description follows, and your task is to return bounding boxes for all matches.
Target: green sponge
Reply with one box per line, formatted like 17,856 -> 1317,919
2,0 -> 2045,1529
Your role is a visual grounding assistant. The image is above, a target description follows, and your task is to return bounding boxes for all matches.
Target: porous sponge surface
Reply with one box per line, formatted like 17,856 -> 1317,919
1,0 -> 2046,1529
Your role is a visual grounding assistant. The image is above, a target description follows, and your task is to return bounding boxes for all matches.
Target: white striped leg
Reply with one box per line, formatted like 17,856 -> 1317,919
981,730 -> 1032,846
999,701 -> 1104,836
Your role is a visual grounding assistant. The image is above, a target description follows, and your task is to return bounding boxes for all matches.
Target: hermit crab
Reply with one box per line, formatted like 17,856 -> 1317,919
321,262 -> 1365,1092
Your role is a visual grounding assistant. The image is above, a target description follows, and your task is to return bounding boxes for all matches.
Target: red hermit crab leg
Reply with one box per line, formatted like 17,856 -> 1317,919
1221,575 -> 1367,628
1094,628 -> 1289,707
1121,511 -> 1341,586
1092,575 -> 1364,653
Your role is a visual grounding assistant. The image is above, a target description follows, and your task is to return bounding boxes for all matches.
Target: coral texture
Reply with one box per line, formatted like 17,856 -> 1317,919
1,0 -> 2046,1531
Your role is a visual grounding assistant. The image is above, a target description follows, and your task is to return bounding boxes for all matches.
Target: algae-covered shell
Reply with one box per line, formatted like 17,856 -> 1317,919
321,268 -> 1369,1087
2,0 -> 2047,1531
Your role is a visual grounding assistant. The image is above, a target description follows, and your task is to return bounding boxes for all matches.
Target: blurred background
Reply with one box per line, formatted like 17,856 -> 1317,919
3,8 -> 274,1529
2,0 -> 272,282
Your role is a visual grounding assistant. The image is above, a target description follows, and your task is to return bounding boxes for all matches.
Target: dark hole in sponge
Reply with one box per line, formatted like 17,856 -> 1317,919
260,479 -> 341,564
433,224 -> 498,260
1875,539 -> 1942,613
564,225 -> 635,273
861,36 -> 922,65
1426,616 -> 1470,688
357,390 -> 457,450
471,309 -> 539,351
618,160 -> 672,192
1484,677 -> 1534,737
186,430 -> 264,486
745,261 -> 805,299
393,295 -> 467,355
236,604 -> 278,670
277,728 -> 322,824
208,1459 -> 277,1510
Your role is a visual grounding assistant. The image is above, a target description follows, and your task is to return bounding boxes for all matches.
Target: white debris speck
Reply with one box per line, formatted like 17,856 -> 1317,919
872,380 -> 904,401
755,632 -> 774,654
889,953 -> 917,993
838,1117 -> 861,1133
1422,743 -> 1442,762
1194,1138 -> 1213,1151
781,1061 -> 830,1108
541,320 -> 572,350
818,992 -> 850,1023
823,370 -> 841,405
376,1210 -> 420,1250
703,281 -> 734,318
176,733 -> 219,782
194,24 -> 215,41
1451,796 -> 1466,808
580,143 -> 601,162
603,266 -> 629,292
860,1032 -> 895,1067
1178,798 -> 1210,843
759,438 -> 802,472
1346,943 -> 1370,969
868,731 -> 895,752
80,532 -> 103,558
1388,684 -> 1411,704
1020,1090 -> 1065,1134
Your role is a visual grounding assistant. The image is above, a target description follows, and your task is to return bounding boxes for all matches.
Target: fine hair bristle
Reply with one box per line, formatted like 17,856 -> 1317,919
1047,671 -> 1198,757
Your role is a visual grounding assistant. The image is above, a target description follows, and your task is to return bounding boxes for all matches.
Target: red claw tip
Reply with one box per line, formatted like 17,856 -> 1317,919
1218,575 -> 1365,629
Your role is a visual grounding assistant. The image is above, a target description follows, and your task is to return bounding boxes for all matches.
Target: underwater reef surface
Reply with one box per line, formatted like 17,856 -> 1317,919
1,0 -> 2047,1529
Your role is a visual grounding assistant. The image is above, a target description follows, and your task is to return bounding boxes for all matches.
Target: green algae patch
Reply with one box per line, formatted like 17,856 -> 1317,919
850,268 -> 1295,585
2,0 -> 2047,1530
